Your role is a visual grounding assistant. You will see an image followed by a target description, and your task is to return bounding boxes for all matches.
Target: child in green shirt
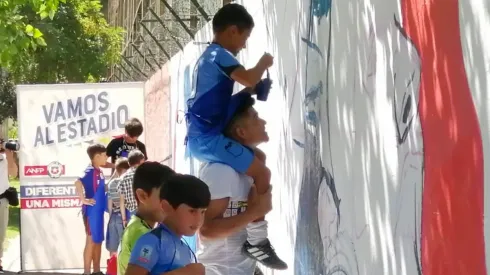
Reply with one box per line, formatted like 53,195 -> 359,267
117,162 -> 175,275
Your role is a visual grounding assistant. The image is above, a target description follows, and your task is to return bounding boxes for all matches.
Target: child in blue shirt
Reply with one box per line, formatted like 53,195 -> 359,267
74,143 -> 108,275
185,3 -> 286,270
126,174 -> 211,275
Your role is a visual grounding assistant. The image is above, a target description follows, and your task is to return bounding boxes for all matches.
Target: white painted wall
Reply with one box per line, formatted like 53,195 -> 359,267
162,0 -> 490,274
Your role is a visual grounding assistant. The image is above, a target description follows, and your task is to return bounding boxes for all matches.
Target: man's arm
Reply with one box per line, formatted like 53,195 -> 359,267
200,196 -> 259,240
139,142 -> 148,160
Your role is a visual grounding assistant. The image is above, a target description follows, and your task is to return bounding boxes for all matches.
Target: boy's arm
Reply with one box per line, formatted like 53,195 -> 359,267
216,49 -> 272,88
117,181 -> 128,225
125,265 -> 149,275
107,197 -> 113,213
75,170 -> 95,205
162,263 -> 205,275
230,66 -> 268,88
127,234 -> 159,275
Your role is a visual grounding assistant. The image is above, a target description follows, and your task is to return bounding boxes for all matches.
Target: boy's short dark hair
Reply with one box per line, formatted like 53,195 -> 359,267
86,144 -> 106,160
212,3 -> 254,33
224,96 -> 255,137
125,118 -> 144,137
115,157 -> 130,174
128,150 -> 145,166
133,162 -> 176,203
161,174 -> 211,209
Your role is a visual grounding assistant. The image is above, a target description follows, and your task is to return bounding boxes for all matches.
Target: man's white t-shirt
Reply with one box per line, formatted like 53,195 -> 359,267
197,162 -> 256,275
0,152 -> 9,194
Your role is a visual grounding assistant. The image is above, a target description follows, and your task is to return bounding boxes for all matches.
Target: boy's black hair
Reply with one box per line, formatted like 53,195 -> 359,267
212,3 -> 254,33
161,174 -> 211,209
86,143 -> 106,160
133,161 -> 176,203
125,118 -> 144,137
224,96 -> 256,138
128,149 -> 145,166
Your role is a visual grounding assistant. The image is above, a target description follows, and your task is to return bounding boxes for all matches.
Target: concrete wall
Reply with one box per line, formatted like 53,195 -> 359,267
146,0 -> 490,274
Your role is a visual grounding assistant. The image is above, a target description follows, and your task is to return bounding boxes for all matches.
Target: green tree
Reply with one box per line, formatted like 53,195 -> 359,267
0,0 -> 123,120
0,0 -> 63,67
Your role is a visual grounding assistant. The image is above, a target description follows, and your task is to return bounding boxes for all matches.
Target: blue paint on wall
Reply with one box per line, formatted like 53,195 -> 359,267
312,0 -> 332,18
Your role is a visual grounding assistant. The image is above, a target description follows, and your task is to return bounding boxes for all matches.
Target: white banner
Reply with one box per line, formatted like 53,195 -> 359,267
17,82 -> 145,271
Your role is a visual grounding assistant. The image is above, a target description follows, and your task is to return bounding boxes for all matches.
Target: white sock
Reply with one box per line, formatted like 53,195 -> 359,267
246,221 -> 268,245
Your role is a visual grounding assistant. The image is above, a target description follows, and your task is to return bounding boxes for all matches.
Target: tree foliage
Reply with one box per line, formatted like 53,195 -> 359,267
0,0 -> 124,121
0,0 -> 62,67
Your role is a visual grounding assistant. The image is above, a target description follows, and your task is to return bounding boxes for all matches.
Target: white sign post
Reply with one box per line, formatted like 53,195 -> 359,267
17,82 -> 145,271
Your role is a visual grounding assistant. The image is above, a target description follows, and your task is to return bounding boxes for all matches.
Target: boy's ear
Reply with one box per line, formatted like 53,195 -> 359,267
135,188 -> 148,203
161,200 -> 172,212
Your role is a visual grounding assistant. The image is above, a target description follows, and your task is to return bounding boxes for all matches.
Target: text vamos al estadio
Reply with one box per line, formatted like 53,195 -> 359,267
34,91 -> 129,147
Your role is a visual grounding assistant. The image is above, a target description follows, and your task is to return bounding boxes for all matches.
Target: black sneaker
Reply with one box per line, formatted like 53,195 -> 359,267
242,239 -> 288,270
254,266 -> 264,275
91,272 -> 104,275
0,265 -> 3,273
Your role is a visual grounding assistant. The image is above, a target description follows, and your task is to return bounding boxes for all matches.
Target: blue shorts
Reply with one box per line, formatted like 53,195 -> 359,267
106,212 -> 124,252
187,134 -> 254,173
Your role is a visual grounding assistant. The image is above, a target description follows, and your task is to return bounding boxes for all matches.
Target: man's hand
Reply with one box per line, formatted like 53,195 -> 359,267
184,263 -> 205,275
247,185 -> 273,219
123,219 -> 128,228
258,53 -> 274,69
82,198 -> 96,206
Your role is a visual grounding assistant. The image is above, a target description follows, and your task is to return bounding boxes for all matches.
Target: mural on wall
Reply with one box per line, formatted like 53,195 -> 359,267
291,0 -> 425,273
401,0 -> 486,274
161,0 -> 489,273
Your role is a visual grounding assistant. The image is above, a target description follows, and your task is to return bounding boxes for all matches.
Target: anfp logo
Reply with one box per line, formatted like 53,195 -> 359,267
24,166 -> 46,176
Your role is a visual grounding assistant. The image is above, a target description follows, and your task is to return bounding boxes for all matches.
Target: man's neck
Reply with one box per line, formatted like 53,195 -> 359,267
136,209 -> 157,228
92,163 -> 101,169
123,135 -> 134,144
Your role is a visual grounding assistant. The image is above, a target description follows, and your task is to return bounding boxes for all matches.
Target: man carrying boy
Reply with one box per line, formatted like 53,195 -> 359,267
185,3 -> 285,269
126,174 -> 210,275
118,162 -> 175,275
74,144 -> 108,275
118,150 -> 146,222
199,94 -> 286,275
106,157 -> 130,255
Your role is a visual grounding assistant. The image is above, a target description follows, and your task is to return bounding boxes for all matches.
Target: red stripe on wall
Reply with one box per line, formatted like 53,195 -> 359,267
401,0 -> 486,274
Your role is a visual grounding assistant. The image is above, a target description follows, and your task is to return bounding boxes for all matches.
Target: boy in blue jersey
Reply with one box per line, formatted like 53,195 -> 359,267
125,174 -> 211,275
185,3 -> 285,270
74,144 -> 108,275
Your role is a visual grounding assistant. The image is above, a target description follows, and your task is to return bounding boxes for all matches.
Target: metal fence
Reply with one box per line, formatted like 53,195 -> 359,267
106,0 -> 231,82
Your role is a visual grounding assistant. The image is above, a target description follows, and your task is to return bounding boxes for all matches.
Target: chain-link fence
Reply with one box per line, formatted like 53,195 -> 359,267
106,0 -> 227,82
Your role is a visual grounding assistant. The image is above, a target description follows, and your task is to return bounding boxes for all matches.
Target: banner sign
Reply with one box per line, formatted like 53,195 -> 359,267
17,82 -> 145,271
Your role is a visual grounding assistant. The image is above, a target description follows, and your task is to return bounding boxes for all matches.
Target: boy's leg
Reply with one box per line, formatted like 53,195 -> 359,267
92,243 -> 102,273
83,216 -> 93,274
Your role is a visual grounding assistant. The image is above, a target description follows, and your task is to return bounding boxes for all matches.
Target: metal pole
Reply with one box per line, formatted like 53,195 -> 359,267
139,22 -> 171,60
148,8 -> 184,51
122,56 -> 148,78
189,0 -> 211,22
131,43 -> 158,72
159,0 -> 195,38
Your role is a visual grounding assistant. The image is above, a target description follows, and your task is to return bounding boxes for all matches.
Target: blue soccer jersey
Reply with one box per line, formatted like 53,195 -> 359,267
129,224 -> 196,274
186,43 -> 243,136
